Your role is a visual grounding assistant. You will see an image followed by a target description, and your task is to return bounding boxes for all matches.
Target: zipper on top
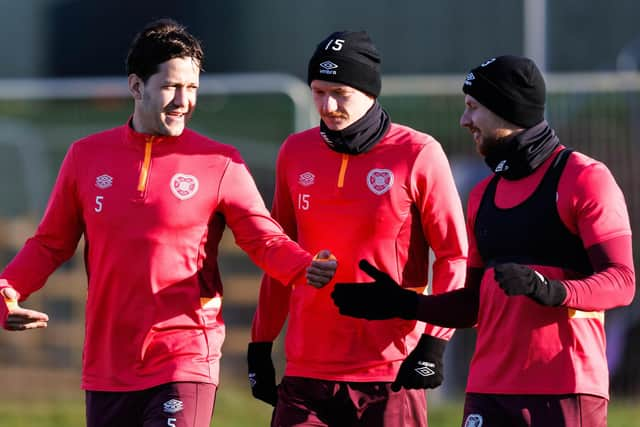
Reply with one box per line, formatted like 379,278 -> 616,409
337,153 -> 349,188
137,136 -> 154,194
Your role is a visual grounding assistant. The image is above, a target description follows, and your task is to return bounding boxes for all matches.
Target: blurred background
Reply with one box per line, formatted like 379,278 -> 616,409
0,0 -> 639,426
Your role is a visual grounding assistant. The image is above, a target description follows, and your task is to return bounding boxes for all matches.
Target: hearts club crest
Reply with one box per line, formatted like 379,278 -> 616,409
170,173 -> 199,200
366,168 -> 394,195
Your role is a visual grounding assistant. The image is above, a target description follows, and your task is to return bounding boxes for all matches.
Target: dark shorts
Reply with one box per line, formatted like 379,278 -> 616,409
462,393 -> 608,427
271,376 -> 428,427
86,382 -> 217,427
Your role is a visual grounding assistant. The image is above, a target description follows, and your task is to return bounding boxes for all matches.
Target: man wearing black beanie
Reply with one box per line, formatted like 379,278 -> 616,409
462,55 -> 546,128
332,55 -> 635,426
247,30 -> 469,426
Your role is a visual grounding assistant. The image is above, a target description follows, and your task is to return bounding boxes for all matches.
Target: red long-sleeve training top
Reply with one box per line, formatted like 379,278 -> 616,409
252,123 -> 468,381
0,122 -> 312,391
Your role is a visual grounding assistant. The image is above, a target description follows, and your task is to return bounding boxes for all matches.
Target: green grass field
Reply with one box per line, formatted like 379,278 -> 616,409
1,385 -> 638,427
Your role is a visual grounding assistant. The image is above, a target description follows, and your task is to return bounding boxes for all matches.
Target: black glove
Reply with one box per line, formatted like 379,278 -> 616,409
331,260 -> 419,320
494,263 -> 567,306
392,335 -> 446,391
247,342 -> 278,406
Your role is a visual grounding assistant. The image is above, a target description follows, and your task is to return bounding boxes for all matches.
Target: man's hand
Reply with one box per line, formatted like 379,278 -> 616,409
247,342 -> 278,406
1,287 -> 49,331
391,335 -> 446,391
331,260 -> 419,320
306,250 -> 338,289
494,263 -> 566,306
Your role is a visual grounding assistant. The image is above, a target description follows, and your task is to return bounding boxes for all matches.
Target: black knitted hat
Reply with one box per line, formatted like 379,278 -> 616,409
308,30 -> 381,97
462,55 -> 546,128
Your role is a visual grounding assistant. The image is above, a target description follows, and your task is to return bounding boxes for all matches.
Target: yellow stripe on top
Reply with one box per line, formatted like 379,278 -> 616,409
568,308 -> 605,323
200,297 -> 222,310
337,153 -> 349,188
3,296 -> 18,311
137,137 -> 154,192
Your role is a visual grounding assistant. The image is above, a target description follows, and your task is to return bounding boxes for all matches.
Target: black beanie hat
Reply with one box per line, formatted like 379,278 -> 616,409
462,55 -> 546,128
308,30 -> 381,97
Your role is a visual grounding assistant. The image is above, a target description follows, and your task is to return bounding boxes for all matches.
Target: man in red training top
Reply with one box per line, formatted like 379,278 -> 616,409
333,55 -> 635,427
247,30 -> 468,426
0,18 -> 336,427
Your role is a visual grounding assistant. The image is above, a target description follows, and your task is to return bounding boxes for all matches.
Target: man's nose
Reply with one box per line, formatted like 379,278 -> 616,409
322,95 -> 338,113
459,111 -> 470,128
173,87 -> 190,108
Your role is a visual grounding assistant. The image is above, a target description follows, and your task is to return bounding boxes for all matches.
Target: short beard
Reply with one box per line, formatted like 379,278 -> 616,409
478,134 -> 503,157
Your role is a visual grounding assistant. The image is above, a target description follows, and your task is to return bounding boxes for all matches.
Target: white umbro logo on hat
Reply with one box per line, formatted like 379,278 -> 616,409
319,61 -> 338,76
464,72 -> 475,86
320,61 -> 338,70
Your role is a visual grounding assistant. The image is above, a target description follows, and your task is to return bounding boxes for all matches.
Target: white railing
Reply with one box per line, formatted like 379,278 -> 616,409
381,71 -> 640,95
0,73 -> 318,132
1,71 -> 639,129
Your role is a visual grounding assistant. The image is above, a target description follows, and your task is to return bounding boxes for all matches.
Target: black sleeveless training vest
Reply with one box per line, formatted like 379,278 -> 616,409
474,149 -> 593,275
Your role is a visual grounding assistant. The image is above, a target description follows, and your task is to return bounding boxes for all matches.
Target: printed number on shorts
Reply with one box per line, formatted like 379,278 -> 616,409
167,418 -> 176,427
95,196 -> 104,212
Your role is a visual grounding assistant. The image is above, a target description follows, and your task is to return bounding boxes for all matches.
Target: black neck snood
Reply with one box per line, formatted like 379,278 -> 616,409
319,101 -> 390,155
484,120 -> 560,180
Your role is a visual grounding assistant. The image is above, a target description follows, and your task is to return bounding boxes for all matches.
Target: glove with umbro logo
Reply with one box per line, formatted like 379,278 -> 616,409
391,334 -> 446,391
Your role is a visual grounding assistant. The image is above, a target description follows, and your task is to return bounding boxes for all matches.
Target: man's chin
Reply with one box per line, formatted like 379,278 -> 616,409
167,128 -> 185,137
322,117 -> 350,131
163,122 -> 186,136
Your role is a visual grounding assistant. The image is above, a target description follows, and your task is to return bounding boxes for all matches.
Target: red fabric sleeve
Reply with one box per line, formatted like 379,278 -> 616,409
410,142 -> 469,338
251,145 -> 297,342
0,144 -> 84,300
561,161 -> 632,247
218,151 -> 311,287
557,159 -> 635,310
561,235 -> 635,310
251,275 -> 291,342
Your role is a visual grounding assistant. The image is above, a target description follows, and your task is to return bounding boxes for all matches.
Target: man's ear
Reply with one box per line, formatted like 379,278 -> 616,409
128,74 -> 144,100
